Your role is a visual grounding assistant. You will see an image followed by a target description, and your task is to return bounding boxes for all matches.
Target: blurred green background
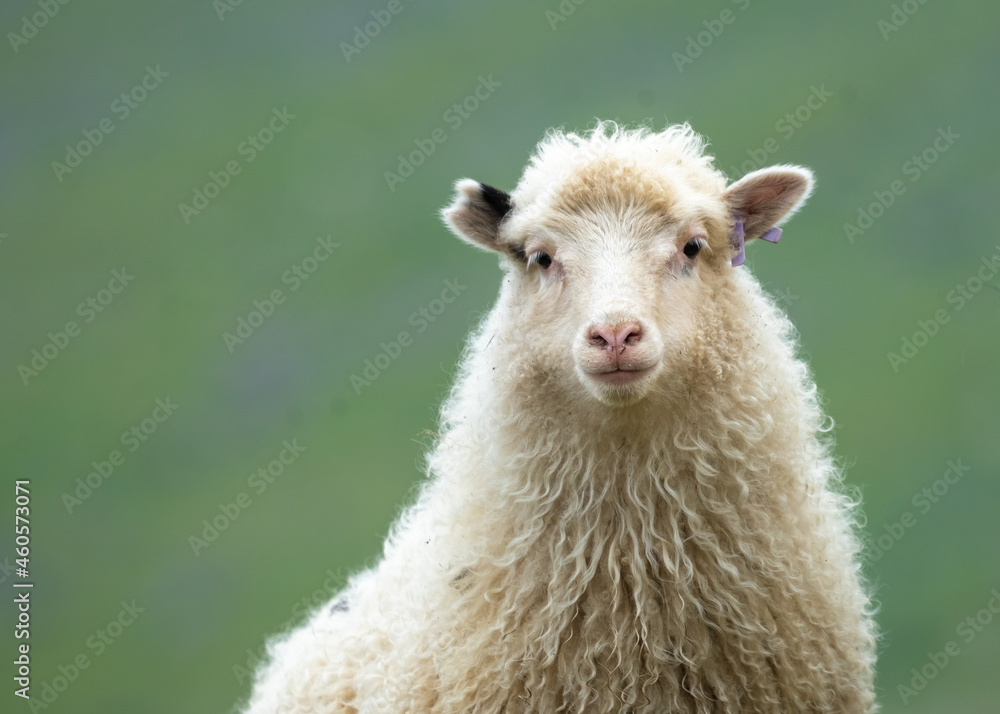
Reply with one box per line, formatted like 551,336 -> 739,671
2,1 -> 998,712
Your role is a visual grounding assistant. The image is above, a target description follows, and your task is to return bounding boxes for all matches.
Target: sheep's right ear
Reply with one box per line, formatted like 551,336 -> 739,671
441,179 -> 513,253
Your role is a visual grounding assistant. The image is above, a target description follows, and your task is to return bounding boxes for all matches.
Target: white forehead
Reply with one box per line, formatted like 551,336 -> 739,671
499,123 -> 730,260
513,122 -> 724,211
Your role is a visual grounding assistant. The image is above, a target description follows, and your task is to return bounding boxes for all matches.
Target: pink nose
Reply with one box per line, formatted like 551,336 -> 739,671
588,322 -> 643,354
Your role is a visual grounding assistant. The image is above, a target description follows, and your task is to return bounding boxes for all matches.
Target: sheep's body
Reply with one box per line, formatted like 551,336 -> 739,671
242,123 -> 876,713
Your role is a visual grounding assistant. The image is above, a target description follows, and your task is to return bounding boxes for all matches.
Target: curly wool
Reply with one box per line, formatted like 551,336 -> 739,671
241,124 -> 877,714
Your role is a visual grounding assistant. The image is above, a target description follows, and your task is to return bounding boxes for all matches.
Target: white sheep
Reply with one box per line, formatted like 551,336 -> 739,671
240,122 -> 877,713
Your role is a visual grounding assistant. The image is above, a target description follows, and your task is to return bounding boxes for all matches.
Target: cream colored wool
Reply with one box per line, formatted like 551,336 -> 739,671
241,122 -> 877,713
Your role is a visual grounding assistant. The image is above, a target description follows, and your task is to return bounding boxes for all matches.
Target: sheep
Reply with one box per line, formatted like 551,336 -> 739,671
240,121 -> 877,713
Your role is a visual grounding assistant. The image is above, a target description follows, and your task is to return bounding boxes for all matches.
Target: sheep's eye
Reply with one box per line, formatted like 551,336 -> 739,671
528,251 -> 553,270
682,239 -> 704,259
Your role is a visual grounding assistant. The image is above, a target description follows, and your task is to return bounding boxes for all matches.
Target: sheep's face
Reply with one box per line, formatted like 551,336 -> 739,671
502,197 -> 719,407
442,125 -> 812,408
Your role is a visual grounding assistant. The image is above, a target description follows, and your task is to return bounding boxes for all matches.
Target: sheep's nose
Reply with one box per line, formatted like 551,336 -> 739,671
588,322 -> 643,354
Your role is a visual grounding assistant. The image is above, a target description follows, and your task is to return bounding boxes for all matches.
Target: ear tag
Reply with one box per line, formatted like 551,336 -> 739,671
730,222 -> 783,266
760,227 -> 782,243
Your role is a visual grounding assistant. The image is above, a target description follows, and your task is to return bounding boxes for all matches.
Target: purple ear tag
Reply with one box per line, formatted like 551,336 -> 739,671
760,227 -> 782,243
731,221 -> 745,267
730,223 -> 783,267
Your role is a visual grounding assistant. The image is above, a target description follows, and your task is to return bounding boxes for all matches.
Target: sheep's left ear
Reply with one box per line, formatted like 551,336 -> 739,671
441,179 -> 513,254
723,165 -> 813,243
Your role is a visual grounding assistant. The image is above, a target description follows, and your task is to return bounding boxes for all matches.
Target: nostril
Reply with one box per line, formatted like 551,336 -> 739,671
620,324 -> 643,347
616,324 -> 643,353
588,326 -> 614,350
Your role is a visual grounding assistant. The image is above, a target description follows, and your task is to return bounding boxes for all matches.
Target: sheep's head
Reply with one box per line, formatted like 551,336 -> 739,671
443,123 -> 812,407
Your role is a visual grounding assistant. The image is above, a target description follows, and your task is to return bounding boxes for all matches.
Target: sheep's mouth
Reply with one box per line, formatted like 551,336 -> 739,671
576,354 -> 660,404
589,366 -> 653,385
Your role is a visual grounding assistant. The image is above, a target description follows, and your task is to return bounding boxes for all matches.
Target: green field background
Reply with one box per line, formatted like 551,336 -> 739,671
2,1 -> 999,712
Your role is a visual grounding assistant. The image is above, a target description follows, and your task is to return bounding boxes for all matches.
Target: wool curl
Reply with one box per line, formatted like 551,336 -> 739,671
240,122 -> 878,714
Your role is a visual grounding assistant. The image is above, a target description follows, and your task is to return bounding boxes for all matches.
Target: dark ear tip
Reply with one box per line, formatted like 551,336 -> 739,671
478,183 -> 513,219
441,179 -> 511,254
